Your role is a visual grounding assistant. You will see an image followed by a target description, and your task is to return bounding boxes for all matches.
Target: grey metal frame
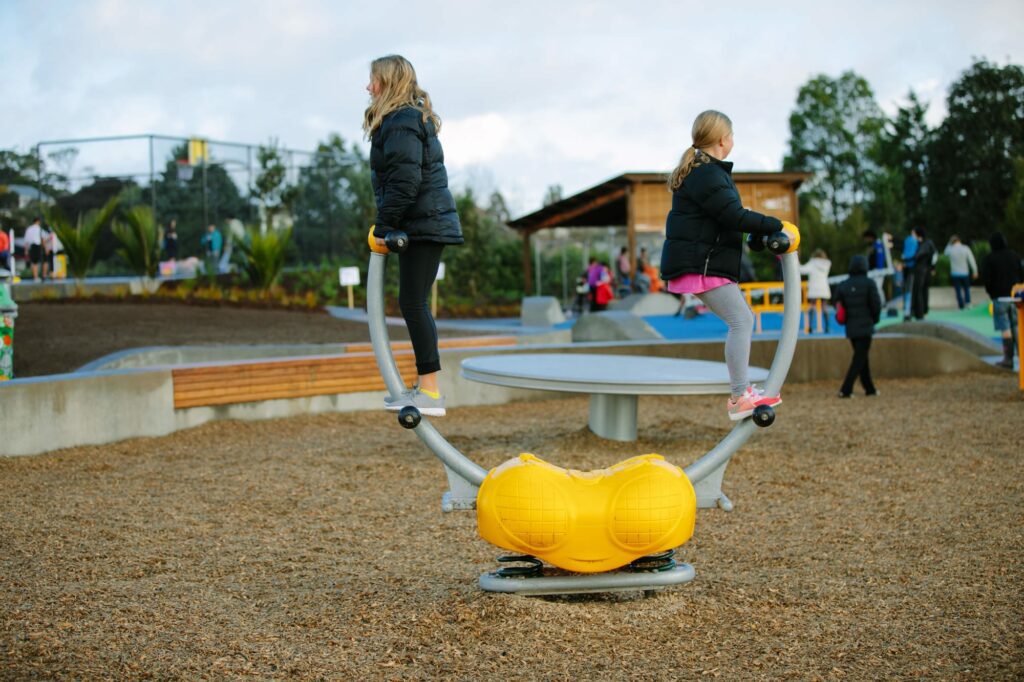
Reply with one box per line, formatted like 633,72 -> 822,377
366,249 -> 802,593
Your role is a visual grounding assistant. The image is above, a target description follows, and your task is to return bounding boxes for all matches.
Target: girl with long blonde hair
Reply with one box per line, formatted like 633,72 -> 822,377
366,55 -> 464,417
660,110 -> 799,420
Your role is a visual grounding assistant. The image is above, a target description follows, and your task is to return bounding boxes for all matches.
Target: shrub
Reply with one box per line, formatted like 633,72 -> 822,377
235,226 -> 292,292
46,196 -> 119,280
111,205 -> 160,278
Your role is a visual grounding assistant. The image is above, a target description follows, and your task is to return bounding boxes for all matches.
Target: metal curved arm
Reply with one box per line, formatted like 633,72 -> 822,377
684,251 -> 801,485
367,252 -> 488,487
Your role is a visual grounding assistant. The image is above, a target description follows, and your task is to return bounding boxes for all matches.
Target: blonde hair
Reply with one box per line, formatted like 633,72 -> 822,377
667,110 -> 733,192
362,55 -> 440,137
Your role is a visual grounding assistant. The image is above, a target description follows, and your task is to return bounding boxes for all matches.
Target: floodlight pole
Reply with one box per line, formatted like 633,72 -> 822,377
149,135 -> 156,222
202,159 -> 209,227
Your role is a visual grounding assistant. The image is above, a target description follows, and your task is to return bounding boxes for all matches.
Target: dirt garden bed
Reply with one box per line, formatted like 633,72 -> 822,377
11,301 -> 479,378
1,371 -> 1021,679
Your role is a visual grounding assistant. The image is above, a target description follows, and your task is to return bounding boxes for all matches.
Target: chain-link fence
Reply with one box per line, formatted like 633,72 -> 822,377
30,133 -> 372,269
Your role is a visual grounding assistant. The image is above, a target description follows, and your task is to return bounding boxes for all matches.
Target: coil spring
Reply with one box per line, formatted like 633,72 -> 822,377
626,549 -> 677,573
494,554 -> 543,578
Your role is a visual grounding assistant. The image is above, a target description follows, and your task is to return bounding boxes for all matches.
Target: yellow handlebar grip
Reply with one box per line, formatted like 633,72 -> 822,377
368,225 -> 388,254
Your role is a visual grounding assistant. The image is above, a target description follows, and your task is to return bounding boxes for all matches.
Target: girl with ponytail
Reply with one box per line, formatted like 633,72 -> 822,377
366,55 -> 464,417
660,110 -> 799,420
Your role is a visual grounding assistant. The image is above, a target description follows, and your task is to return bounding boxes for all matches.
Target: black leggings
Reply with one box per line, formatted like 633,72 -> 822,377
840,336 -> 876,396
398,241 -> 444,375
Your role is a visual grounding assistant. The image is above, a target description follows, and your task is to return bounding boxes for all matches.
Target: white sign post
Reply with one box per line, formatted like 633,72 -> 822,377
432,262 -> 445,317
339,267 -> 361,309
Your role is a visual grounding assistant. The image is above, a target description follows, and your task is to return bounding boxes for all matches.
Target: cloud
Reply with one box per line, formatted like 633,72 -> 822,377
2,0 -> 1023,216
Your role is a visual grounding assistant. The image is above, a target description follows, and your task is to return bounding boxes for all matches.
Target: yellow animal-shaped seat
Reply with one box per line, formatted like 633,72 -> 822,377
476,454 -> 697,573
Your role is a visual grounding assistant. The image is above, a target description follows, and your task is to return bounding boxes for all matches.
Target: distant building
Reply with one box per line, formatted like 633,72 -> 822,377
0,184 -> 54,210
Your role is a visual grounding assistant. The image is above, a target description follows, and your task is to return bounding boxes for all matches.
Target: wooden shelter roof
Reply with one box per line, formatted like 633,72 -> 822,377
508,171 -> 812,232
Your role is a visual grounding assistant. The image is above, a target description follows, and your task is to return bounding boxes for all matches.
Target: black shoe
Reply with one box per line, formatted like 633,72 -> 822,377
865,390 -> 879,397
837,391 -> 852,399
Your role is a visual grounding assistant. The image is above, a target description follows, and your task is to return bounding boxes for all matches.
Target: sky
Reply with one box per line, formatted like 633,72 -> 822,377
2,0 -> 1023,217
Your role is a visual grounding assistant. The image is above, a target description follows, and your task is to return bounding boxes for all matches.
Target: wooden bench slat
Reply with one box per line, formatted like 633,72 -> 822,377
171,361 -> 415,386
173,373 -> 417,408
173,370 -> 414,394
171,334 -> 516,409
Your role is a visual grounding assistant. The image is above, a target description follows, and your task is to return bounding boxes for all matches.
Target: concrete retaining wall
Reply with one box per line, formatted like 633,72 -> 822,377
0,370 -> 176,457
0,334 -> 999,457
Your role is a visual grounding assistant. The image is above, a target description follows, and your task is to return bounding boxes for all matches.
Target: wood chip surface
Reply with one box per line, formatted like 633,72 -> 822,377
2,373 -> 1022,679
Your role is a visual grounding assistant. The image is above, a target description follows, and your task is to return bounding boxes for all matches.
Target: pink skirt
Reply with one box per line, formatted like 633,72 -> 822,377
666,273 -> 734,295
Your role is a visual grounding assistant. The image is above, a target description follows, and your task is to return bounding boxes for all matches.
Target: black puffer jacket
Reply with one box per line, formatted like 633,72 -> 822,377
370,107 -> 463,244
981,232 -> 1023,299
660,156 -> 783,281
833,255 -> 881,339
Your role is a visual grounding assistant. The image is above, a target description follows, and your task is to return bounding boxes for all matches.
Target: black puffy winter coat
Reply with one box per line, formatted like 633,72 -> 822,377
370,107 -> 463,244
981,232 -> 1023,299
660,156 -> 783,281
833,256 -> 881,339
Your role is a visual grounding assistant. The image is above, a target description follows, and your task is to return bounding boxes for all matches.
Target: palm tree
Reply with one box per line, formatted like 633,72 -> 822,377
111,205 -> 160,278
46,196 -> 119,281
235,225 -> 292,293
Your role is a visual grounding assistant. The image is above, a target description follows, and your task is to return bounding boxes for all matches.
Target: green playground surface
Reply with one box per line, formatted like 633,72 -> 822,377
877,302 -> 1002,339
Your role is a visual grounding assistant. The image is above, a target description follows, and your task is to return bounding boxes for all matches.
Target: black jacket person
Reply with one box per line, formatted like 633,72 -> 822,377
364,55 -> 462,414
833,255 -> 881,397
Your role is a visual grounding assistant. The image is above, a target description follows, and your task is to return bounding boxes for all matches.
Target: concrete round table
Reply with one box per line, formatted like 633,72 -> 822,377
461,353 -> 769,442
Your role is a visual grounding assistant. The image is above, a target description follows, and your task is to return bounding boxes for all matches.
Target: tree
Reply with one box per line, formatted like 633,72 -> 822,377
926,58 -> 1024,248
542,184 -> 563,207
111,205 -> 161,278
253,139 -> 299,234
784,71 -> 886,223
1003,157 -> 1024,250
46,196 -> 120,281
0,149 -> 68,229
442,187 -> 522,301
290,134 -> 374,263
56,177 -> 138,263
152,145 -> 249,259
235,224 -> 292,292
867,91 -> 932,235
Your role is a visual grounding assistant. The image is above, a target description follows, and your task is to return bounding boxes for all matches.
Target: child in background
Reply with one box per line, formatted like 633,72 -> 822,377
660,110 -> 799,421
800,248 -> 832,333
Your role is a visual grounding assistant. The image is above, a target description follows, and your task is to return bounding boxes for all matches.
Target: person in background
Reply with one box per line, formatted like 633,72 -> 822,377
634,246 -> 652,293
943,235 -> 978,309
586,256 -> 603,311
981,231 -> 1023,369
833,254 -> 882,398
200,224 -> 223,275
163,220 -> 179,262
800,248 -> 832,333
47,226 -> 64,279
901,229 -> 918,318
910,227 -> 937,320
0,227 -> 10,273
863,229 -> 886,270
616,246 -> 632,294
23,217 -> 44,281
660,109 -> 796,421
591,262 -> 614,311
572,271 -> 590,316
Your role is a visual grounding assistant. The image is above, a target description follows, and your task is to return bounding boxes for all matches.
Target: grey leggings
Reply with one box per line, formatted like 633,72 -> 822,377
697,283 -> 754,397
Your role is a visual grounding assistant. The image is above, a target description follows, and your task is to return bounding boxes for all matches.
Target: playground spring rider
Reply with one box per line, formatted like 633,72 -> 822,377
367,227 -> 801,596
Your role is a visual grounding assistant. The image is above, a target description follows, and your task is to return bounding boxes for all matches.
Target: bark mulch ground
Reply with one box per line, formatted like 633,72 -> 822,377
12,301 -> 477,378
2,372 -> 1021,679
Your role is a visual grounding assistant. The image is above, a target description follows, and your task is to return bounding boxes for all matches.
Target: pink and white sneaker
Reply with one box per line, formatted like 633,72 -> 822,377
727,385 -> 782,421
